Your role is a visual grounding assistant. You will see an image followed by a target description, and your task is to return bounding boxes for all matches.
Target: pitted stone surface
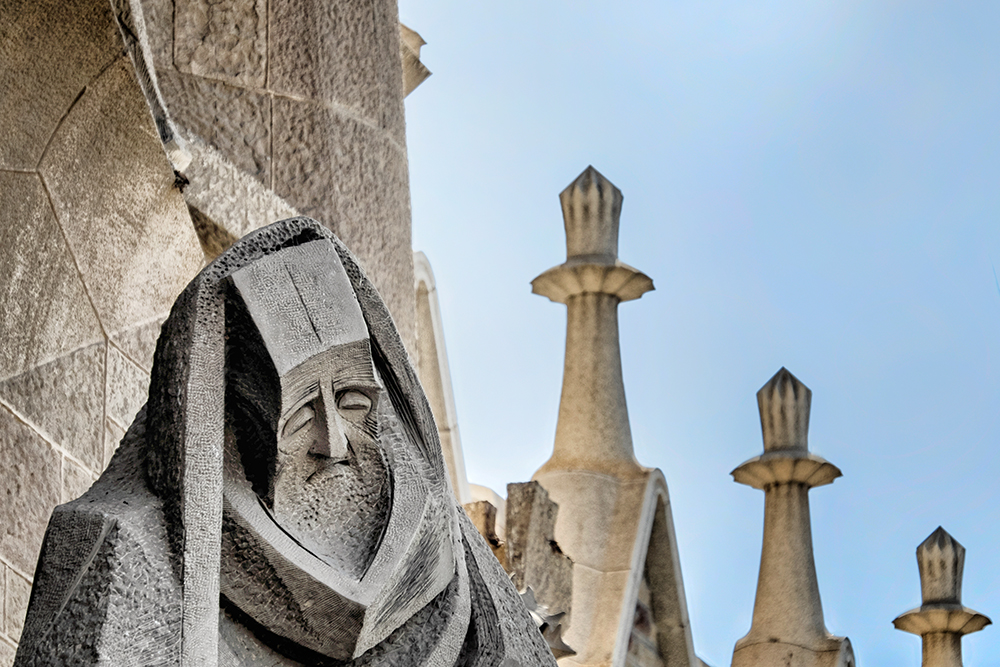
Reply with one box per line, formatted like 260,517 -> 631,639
103,419 -> 127,468
39,56 -> 203,336
0,0 -> 120,169
0,406 -> 60,574
105,344 -> 150,431
267,0 -> 379,120
158,70 -> 272,186
139,0 -> 174,67
0,172 -> 103,381
62,456 -> 96,503
0,342 -> 105,471
174,0 -> 267,89
109,316 -> 168,374
4,569 -> 30,643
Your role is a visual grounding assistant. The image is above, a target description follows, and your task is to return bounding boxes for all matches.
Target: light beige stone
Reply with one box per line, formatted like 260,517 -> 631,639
400,24 -> 431,97
62,455 -> 96,503
0,171 -> 104,380
0,405 -> 60,574
109,314 -> 167,374
414,252 -> 470,504
893,528 -> 990,667
104,418 -> 127,467
731,368 -> 853,667
0,341 -> 105,471
139,0 -> 174,67
158,70 -> 272,185
530,168 -> 696,667
0,0 -> 120,169
268,0 -> 380,120
39,57 -> 204,336
4,568 -> 30,642
0,638 -> 14,667
181,137 -> 299,245
106,344 -> 151,431
174,0 -> 267,89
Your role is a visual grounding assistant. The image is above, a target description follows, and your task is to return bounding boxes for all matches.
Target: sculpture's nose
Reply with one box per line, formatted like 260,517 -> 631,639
310,390 -> 350,462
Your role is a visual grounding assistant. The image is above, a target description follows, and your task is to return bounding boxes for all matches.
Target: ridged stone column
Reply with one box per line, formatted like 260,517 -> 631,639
731,368 -> 854,667
893,528 -> 991,667
531,166 -> 653,479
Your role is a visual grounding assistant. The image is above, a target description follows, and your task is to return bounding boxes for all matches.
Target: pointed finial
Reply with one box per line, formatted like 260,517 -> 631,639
757,368 -> 812,452
559,166 -> 623,261
917,527 -> 965,606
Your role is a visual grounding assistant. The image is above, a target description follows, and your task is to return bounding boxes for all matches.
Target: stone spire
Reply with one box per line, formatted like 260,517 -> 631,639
731,368 -> 854,667
531,166 -> 653,478
893,528 -> 991,667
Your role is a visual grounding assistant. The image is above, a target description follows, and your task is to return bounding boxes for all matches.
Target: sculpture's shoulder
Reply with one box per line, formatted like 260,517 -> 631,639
15,420 -> 183,667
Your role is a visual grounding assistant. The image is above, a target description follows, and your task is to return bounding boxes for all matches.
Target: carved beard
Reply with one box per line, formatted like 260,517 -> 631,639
271,424 -> 391,579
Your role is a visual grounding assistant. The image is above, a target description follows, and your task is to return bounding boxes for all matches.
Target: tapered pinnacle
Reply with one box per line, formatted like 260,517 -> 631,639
559,166 -> 623,261
917,527 -> 966,606
758,367 -> 812,452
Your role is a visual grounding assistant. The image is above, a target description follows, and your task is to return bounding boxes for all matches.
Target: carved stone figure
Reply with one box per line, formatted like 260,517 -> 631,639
14,218 -> 555,667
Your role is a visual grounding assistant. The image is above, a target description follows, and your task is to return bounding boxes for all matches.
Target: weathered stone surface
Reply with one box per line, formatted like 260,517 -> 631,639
109,315 -> 167,374
272,99 -> 415,351
158,69 -> 272,186
174,0 -> 267,89
181,138 -> 299,246
0,406 -> 60,574
62,456 -> 96,503
4,569 -> 30,642
106,344 -> 151,431
505,482 -> 573,620
374,0 -> 408,145
0,0 -> 120,169
268,0 -> 379,120
139,0 -> 174,67
463,501 -> 507,569
0,342 -> 105,471
39,57 -> 204,336
400,24 -> 431,98
0,638 -> 15,667
104,418 -> 127,468
15,221 -> 556,666
0,172 -> 104,380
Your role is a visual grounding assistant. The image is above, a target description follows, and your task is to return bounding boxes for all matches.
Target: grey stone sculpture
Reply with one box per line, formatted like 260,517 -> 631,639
14,218 -> 556,667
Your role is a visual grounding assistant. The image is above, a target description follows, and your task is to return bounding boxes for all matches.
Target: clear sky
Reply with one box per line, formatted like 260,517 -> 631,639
397,2 -> 1000,665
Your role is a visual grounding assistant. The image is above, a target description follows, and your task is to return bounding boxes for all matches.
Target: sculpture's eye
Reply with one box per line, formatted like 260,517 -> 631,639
337,390 -> 372,416
282,404 -> 315,437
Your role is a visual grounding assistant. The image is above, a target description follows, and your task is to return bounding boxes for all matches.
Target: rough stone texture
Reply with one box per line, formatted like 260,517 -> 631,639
181,138 -> 299,246
731,369 -> 853,667
39,56 -> 204,336
140,0 -> 174,67
105,344 -> 150,432
0,172 -> 104,381
530,169 -> 697,667
109,315 -> 168,374
271,98 -> 415,353
463,501 -> 506,569
4,570 -> 30,643
0,640 -> 14,667
104,419 -> 127,468
0,342 -> 105,472
0,406 -> 61,575
893,528 -> 990,667
505,482 -> 573,620
400,24 -> 431,97
268,0 -> 380,120
62,456 -> 96,504
0,0 -> 120,169
174,0 -> 267,89
158,70 -> 272,186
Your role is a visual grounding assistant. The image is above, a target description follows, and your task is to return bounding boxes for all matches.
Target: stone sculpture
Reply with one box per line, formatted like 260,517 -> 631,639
14,218 -> 556,667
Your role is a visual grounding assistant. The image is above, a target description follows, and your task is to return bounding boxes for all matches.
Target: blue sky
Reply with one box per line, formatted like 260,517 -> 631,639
398,1 -> 1000,665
